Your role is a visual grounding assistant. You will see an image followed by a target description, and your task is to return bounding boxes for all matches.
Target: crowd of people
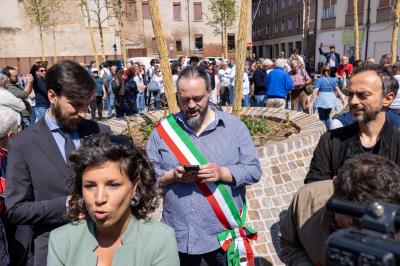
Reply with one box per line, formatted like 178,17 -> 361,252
1,47 -> 400,266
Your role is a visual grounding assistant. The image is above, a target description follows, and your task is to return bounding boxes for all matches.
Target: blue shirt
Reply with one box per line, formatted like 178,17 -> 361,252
264,67 -> 293,98
44,112 -> 80,163
146,109 -> 262,254
314,76 -> 338,93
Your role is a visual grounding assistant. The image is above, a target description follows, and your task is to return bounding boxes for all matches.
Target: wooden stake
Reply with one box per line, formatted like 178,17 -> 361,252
392,0 -> 400,64
232,0 -> 250,117
148,0 -> 179,114
353,0 -> 360,60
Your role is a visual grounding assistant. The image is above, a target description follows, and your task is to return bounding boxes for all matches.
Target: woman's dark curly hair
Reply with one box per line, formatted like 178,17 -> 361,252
66,134 -> 160,221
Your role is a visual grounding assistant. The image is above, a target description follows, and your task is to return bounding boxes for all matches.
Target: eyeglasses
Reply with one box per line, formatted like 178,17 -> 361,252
39,69 -> 46,73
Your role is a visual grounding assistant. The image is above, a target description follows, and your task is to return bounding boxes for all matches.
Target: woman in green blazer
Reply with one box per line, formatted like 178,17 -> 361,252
47,134 -> 179,266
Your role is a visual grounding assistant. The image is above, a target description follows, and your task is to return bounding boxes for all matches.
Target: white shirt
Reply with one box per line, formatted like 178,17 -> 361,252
229,65 -> 236,86
153,74 -> 164,93
172,74 -> 179,93
328,53 -> 336,67
390,75 -> 400,109
242,72 -> 250,95
218,68 -> 231,87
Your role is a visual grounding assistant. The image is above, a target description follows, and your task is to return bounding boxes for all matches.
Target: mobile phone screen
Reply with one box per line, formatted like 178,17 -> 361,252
183,165 -> 200,171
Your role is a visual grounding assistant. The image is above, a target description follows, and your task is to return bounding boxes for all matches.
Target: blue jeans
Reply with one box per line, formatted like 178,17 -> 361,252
242,94 -> 250,107
318,108 -> 332,130
254,95 -> 265,107
229,85 -> 235,106
107,90 -> 115,118
34,107 -> 47,121
136,92 -> 145,113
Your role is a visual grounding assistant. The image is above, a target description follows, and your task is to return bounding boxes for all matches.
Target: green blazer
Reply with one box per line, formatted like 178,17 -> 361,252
47,216 -> 179,266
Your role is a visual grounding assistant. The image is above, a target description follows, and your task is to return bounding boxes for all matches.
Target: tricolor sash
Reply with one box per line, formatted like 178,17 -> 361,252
156,114 -> 257,266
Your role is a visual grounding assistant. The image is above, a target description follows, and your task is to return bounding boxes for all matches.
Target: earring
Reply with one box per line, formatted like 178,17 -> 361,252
130,195 -> 140,207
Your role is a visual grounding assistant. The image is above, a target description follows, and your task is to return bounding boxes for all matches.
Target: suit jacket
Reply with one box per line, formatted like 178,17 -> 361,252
5,118 -> 111,266
47,216 -> 179,266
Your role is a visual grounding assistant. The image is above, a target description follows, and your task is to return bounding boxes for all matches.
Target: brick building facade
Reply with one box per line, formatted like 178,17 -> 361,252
252,0 -> 317,61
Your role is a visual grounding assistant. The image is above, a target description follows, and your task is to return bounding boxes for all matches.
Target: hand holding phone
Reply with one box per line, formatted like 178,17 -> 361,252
183,165 -> 200,171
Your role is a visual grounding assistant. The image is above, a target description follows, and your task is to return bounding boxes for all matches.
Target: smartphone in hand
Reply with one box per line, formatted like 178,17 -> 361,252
183,165 -> 200,171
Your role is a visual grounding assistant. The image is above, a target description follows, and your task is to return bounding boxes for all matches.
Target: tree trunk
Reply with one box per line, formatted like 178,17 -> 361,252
96,2 -> 106,62
233,0 -> 250,118
148,0 -> 179,114
391,0 -> 400,64
52,27 -> 58,63
353,0 -> 360,60
120,17 -> 127,64
98,22 -> 106,62
39,27 -> 45,61
82,4 -> 99,67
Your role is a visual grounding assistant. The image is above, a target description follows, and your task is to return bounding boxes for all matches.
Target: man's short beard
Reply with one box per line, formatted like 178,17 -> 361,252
352,105 -> 382,124
52,102 -> 81,130
185,104 -> 208,130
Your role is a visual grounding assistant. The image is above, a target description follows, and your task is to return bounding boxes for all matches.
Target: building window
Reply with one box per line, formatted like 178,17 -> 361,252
258,4 -> 263,16
281,43 -> 286,55
274,1 -> 278,12
295,41 -> 302,53
228,34 -> 235,51
288,17 -> 292,30
152,37 -> 158,54
288,42 -> 294,54
274,22 -> 278,33
193,2 -> 202,21
266,3 -> 270,15
195,34 -> 203,51
282,0 -> 285,9
173,2 -> 182,21
142,2 -> 150,19
281,19 -> 285,32
288,0 -> 293,6
274,44 -> 279,57
296,14 -> 301,29
126,1 -> 137,20
258,25 -> 261,36
266,23 -> 270,35
379,0 -> 394,7
322,3 -> 336,18
176,40 -> 182,52
347,0 -> 364,14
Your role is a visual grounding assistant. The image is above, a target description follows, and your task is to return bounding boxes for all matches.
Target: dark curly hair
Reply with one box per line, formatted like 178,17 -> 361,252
333,154 -> 400,206
66,134 -> 160,221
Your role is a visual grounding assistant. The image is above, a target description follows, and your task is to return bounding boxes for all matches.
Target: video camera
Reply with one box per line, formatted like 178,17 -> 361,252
326,198 -> 400,266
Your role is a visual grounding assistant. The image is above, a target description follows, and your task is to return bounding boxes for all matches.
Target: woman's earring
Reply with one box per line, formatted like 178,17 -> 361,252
130,195 -> 139,207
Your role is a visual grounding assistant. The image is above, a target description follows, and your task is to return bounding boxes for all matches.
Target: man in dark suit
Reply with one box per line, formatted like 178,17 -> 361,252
5,60 -> 111,266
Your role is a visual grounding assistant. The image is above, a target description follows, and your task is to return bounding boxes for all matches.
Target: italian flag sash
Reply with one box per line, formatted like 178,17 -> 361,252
156,114 -> 257,266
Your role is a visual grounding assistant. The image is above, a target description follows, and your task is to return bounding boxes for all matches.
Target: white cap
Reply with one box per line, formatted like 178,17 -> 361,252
91,68 -> 99,73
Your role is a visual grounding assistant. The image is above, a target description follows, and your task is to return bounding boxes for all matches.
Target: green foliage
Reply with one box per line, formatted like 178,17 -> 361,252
241,117 -> 269,136
24,0 -> 51,30
139,121 -> 155,140
207,0 -> 236,35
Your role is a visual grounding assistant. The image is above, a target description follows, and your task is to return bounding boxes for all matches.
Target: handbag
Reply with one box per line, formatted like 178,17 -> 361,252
302,70 -> 313,95
148,78 -> 160,93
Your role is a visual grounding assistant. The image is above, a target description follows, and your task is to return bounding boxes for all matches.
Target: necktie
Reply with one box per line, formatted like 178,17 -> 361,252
59,129 -> 76,164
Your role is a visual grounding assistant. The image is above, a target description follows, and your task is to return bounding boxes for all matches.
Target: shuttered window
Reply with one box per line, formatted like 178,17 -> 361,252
193,2 -> 202,21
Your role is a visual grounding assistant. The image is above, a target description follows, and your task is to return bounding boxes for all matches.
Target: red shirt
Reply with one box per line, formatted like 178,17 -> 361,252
337,63 -> 353,76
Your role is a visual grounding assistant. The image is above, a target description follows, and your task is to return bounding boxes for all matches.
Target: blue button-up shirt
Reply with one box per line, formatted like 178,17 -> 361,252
44,112 -> 80,163
264,67 -> 293,99
146,109 -> 262,254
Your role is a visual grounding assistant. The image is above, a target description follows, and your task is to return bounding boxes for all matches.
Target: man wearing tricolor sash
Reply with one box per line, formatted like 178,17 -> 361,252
147,66 -> 262,266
